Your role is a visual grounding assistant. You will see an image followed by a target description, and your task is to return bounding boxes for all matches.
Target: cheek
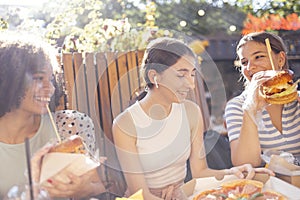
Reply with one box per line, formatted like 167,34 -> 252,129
241,67 -> 251,81
32,82 -> 43,92
161,78 -> 179,91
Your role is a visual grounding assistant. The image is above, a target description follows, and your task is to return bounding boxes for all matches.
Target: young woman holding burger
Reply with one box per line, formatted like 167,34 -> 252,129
224,31 -> 300,167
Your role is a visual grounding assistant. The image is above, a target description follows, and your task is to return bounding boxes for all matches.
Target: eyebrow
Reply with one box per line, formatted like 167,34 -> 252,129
240,50 -> 266,60
177,68 -> 196,72
34,69 -> 49,74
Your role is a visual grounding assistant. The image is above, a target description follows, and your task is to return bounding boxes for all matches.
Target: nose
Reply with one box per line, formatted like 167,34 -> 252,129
185,76 -> 195,90
245,60 -> 258,72
43,79 -> 55,96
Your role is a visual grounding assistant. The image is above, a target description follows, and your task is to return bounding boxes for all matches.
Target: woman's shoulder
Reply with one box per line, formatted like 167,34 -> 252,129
182,99 -> 201,116
182,100 -> 202,124
182,99 -> 200,110
112,106 -> 134,130
226,92 -> 246,106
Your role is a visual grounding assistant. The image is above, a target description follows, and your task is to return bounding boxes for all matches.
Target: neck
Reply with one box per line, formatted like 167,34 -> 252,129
139,90 -> 174,119
0,110 -> 41,144
266,103 -> 283,111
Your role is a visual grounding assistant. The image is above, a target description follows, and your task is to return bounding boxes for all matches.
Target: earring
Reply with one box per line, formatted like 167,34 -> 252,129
153,76 -> 158,89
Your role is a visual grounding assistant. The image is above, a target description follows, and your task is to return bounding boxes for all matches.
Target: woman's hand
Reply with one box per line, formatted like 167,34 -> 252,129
31,144 -> 106,199
243,71 -> 273,112
226,164 -> 275,179
31,143 -> 54,183
43,168 -> 105,199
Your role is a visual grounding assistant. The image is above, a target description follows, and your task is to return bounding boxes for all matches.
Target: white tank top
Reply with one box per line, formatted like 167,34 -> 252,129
127,101 -> 191,188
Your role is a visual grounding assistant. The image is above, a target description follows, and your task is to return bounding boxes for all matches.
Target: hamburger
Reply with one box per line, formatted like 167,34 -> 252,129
49,135 -> 87,154
40,135 -> 99,186
259,70 -> 299,104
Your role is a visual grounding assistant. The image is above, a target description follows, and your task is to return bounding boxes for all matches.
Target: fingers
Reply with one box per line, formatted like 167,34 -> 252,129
230,164 -> 255,179
161,188 -> 167,199
228,167 -> 244,179
43,175 -> 79,198
31,143 -> 53,183
254,167 -> 275,176
165,185 -> 174,200
99,156 -> 107,163
229,164 -> 276,181
243,164 -> 255,179
43,170 -> 98,198
161,186 -> 174,200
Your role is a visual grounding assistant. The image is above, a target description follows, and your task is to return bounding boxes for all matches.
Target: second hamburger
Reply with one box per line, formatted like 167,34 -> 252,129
259,70 -> 299,104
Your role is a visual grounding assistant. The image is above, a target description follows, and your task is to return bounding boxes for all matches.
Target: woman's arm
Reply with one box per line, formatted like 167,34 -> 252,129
112,111 -> 162,200
229,110 -> 262,167
225,74 -> 271,167
186,101 -> 271,179
186,101 -> 231,178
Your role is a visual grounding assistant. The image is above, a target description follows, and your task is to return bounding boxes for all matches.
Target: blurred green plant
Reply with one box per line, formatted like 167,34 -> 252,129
44,0 -> 166,52
0,18 -> 8,30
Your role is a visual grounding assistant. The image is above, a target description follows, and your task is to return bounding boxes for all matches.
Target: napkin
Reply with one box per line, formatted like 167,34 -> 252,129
116,189 -> 143,200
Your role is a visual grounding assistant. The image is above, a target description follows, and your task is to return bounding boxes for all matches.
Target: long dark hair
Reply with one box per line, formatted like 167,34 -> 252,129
135,37 -> 196,101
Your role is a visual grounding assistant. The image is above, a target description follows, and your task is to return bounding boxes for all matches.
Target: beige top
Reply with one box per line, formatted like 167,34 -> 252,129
127,101 -> 191,188
0,110 -> 96,199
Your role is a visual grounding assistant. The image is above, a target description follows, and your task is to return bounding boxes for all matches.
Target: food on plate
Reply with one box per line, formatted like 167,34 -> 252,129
260,190 -> 287,200
259,69 -> 299,104
49,135 -> 87,154
193,179 -> 286,200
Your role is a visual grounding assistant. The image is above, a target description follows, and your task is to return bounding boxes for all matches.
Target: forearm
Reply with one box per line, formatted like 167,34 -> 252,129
231,111 -> 262,167
125,173 -> 162,200
192,167 -> 231,180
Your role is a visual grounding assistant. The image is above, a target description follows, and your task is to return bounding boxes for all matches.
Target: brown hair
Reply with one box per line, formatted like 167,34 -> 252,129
236,32 -> 289,69
134,37 -> 196,101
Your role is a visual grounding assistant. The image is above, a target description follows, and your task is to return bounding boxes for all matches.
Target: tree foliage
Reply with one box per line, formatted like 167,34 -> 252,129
234,0 -> 300,17
1,0 -> 299,51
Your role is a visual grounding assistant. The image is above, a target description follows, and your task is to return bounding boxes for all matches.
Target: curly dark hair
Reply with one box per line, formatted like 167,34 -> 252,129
0,33 -> 63,117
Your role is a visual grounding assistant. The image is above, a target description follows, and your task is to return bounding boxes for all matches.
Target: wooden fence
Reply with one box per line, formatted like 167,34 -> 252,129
58,50 -> 210,198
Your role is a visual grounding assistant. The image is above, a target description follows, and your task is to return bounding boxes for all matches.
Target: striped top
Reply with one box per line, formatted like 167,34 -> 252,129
225,91 -> 300,157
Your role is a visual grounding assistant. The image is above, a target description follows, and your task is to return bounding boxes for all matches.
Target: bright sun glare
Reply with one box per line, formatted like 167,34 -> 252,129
0,0 -> 47,7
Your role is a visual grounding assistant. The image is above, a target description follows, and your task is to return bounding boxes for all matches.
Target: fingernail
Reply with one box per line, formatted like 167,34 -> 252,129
47,179 -> 53,184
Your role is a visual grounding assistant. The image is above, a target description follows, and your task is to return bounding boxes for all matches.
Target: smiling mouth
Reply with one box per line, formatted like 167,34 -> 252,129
34,96 -> 51,103
249,71 -> 254,78
177,91 -> 189,96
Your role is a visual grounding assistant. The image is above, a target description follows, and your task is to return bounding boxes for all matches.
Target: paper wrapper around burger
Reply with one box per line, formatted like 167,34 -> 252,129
267,155 -> 300,187
39,152 -> 100,187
